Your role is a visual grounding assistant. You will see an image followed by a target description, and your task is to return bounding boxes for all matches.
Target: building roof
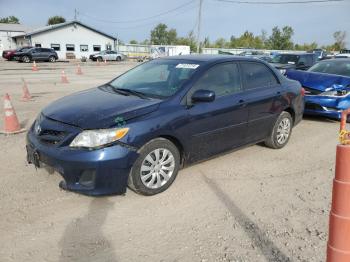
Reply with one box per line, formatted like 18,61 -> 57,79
0,23 -> 31,32
15,20 -> 117,40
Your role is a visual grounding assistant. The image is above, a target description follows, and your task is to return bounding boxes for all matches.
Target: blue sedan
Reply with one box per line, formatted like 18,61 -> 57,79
26,55 -> 304,196
285,58 -> 350,120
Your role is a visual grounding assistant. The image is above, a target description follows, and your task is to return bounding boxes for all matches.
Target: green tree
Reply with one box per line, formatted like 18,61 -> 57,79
150,23 -> 169,44
268,26 -> 294,50
0,16 -> 19,24
167,29 -> 177,45
129,40 -> 138,44
176,31 -> 197,52
333,31 -> 347,50
47,16 -> 66,25
203,36 -> 211,48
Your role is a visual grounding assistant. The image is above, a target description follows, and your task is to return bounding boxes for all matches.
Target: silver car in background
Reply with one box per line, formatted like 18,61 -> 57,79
89,50 -> 125,62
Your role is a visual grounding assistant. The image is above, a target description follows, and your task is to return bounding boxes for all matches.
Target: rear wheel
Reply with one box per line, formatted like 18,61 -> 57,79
48,56 -> 56,62
116,56 -> 121,61
97,57 -> 103,62
128,138 -> 180,195
22,55 -> 30,63
265,111 -> 293,149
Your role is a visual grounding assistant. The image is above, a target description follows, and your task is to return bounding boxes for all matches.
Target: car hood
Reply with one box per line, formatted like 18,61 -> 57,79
42,86 -> 161,129
285,70 -> 350,92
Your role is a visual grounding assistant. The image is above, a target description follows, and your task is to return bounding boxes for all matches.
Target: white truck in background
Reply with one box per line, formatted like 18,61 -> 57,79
150,45 -> 190,59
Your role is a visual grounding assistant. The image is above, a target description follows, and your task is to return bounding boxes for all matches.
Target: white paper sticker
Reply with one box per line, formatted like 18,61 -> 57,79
287,61 -> 295,64
175,63 -> 200,69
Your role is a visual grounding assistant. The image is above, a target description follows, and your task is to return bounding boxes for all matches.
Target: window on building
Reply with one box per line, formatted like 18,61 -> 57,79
80,45 -> 88,52
93,45 -> 101,52
66,44 -> 75,51
51,44 -> 60,51
241,62 -> 279,90
35,43 -> 41,47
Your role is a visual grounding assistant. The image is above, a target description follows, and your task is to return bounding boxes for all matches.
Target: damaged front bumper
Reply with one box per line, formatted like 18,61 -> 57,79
26,116 -> 139,196
304,90 -> 350,120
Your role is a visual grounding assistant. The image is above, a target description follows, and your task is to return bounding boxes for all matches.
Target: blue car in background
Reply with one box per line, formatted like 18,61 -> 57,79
26,55 -> 304,196
285,58 -> 350,120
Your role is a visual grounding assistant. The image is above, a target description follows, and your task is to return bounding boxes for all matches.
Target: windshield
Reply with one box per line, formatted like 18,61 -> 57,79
109,59 -> 200,98
308,60 -> 350,77
271,54 -> 299,64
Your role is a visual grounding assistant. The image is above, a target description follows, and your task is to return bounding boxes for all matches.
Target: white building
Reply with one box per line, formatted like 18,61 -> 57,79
0,23 -> 31,53
13,21 -> 118,59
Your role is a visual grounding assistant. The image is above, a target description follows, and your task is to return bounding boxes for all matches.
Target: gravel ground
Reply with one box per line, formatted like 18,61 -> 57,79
0,59 -> 338,262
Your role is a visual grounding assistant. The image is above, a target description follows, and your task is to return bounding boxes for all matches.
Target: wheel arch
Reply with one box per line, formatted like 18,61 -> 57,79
158,135 -> 185,167
284,107 -> 295,124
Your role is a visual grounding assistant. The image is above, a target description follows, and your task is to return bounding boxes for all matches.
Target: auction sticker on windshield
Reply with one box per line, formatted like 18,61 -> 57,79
175,64 -> 200,69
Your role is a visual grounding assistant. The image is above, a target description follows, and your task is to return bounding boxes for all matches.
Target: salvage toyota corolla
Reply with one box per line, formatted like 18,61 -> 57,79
26,55 -> 304,196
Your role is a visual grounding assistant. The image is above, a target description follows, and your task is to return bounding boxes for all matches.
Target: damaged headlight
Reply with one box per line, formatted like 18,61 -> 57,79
320,84 -> 350,97
70,127 -> 129,148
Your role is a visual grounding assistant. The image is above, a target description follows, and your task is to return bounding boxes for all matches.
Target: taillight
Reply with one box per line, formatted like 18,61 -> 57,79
301,87 -> 305,97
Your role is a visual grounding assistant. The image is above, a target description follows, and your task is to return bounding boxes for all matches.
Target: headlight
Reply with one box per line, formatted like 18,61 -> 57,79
70,127 -> 129,148
279,69 -> 286,75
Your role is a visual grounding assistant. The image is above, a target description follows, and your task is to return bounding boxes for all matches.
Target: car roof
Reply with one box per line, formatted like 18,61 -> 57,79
161,54 -> 263,64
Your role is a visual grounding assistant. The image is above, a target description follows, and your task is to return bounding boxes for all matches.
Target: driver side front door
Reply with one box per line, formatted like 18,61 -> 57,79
184,62 -> 249,162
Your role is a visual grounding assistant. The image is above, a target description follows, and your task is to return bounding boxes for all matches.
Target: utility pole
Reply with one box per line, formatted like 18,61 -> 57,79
74,8 -> 77,21
196,0 -> 203,53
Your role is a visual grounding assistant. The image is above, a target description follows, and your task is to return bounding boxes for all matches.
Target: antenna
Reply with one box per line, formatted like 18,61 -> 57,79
196,0 -> 203,53
74,8 -> 77,21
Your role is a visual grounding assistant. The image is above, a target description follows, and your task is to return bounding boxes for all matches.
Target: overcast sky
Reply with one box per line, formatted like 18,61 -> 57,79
1,0 -> 349,47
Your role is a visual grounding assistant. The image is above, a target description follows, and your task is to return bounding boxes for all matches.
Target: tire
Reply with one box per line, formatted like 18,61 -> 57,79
97,57 -> 103,62
48,56 -> 56,63
116,56 -> 121,61
22,55 -> 30,63
265,111 -> 293,149
128,138 -> 180,196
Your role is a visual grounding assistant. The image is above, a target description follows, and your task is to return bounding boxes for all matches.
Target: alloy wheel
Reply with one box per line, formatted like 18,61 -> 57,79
140,148 -> 175,189
276,118 -> 291,145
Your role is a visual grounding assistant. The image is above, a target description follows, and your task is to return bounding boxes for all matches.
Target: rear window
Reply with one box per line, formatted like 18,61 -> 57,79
241,62 -> 278,90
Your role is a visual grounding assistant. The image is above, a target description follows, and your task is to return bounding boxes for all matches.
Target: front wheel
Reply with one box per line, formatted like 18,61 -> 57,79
128,138 -> 180,195
265,111 -> 293,149
116,56 -> 121,61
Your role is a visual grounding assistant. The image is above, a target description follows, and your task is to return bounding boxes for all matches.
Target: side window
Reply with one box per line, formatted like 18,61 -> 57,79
298,56 -> 308,65
306,56 -> 313,66
241,62 -> 278,90
191,63 -> 241,97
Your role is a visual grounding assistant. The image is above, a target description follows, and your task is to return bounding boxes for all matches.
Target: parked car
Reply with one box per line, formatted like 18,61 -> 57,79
285,58 -> 350,120
89,50 -> 125,62
335,49 -> 350,58
309,49 -> 328,60
14,47 -> 58,63
26,55 -> 304,196
269,53 -> 317,74
2,46 -> 32,60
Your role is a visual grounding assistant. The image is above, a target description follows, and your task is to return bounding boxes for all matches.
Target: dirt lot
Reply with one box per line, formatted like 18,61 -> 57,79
0,59 -> 339,262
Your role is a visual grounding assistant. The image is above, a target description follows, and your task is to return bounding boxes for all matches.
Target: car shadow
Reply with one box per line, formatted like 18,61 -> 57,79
201,171 -> 291,262
58,198 -> 118,262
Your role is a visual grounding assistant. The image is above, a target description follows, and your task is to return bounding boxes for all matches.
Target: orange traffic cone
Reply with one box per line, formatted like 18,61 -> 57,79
327,108 -> 350,261
32,61 -> 38,71
1,93 -> 26,135
21,78 -> 33,101
76,64 -> 83,75
61,70 -> 69,83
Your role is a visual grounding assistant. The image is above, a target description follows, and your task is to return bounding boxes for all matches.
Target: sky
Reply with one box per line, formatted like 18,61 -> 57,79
0,0 -> 349,48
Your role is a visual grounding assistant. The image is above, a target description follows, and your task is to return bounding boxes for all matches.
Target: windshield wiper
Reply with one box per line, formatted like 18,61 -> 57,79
113,87 -> 150,99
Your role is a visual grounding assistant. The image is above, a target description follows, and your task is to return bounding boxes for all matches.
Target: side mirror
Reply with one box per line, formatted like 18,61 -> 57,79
191,89 -> 215,103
